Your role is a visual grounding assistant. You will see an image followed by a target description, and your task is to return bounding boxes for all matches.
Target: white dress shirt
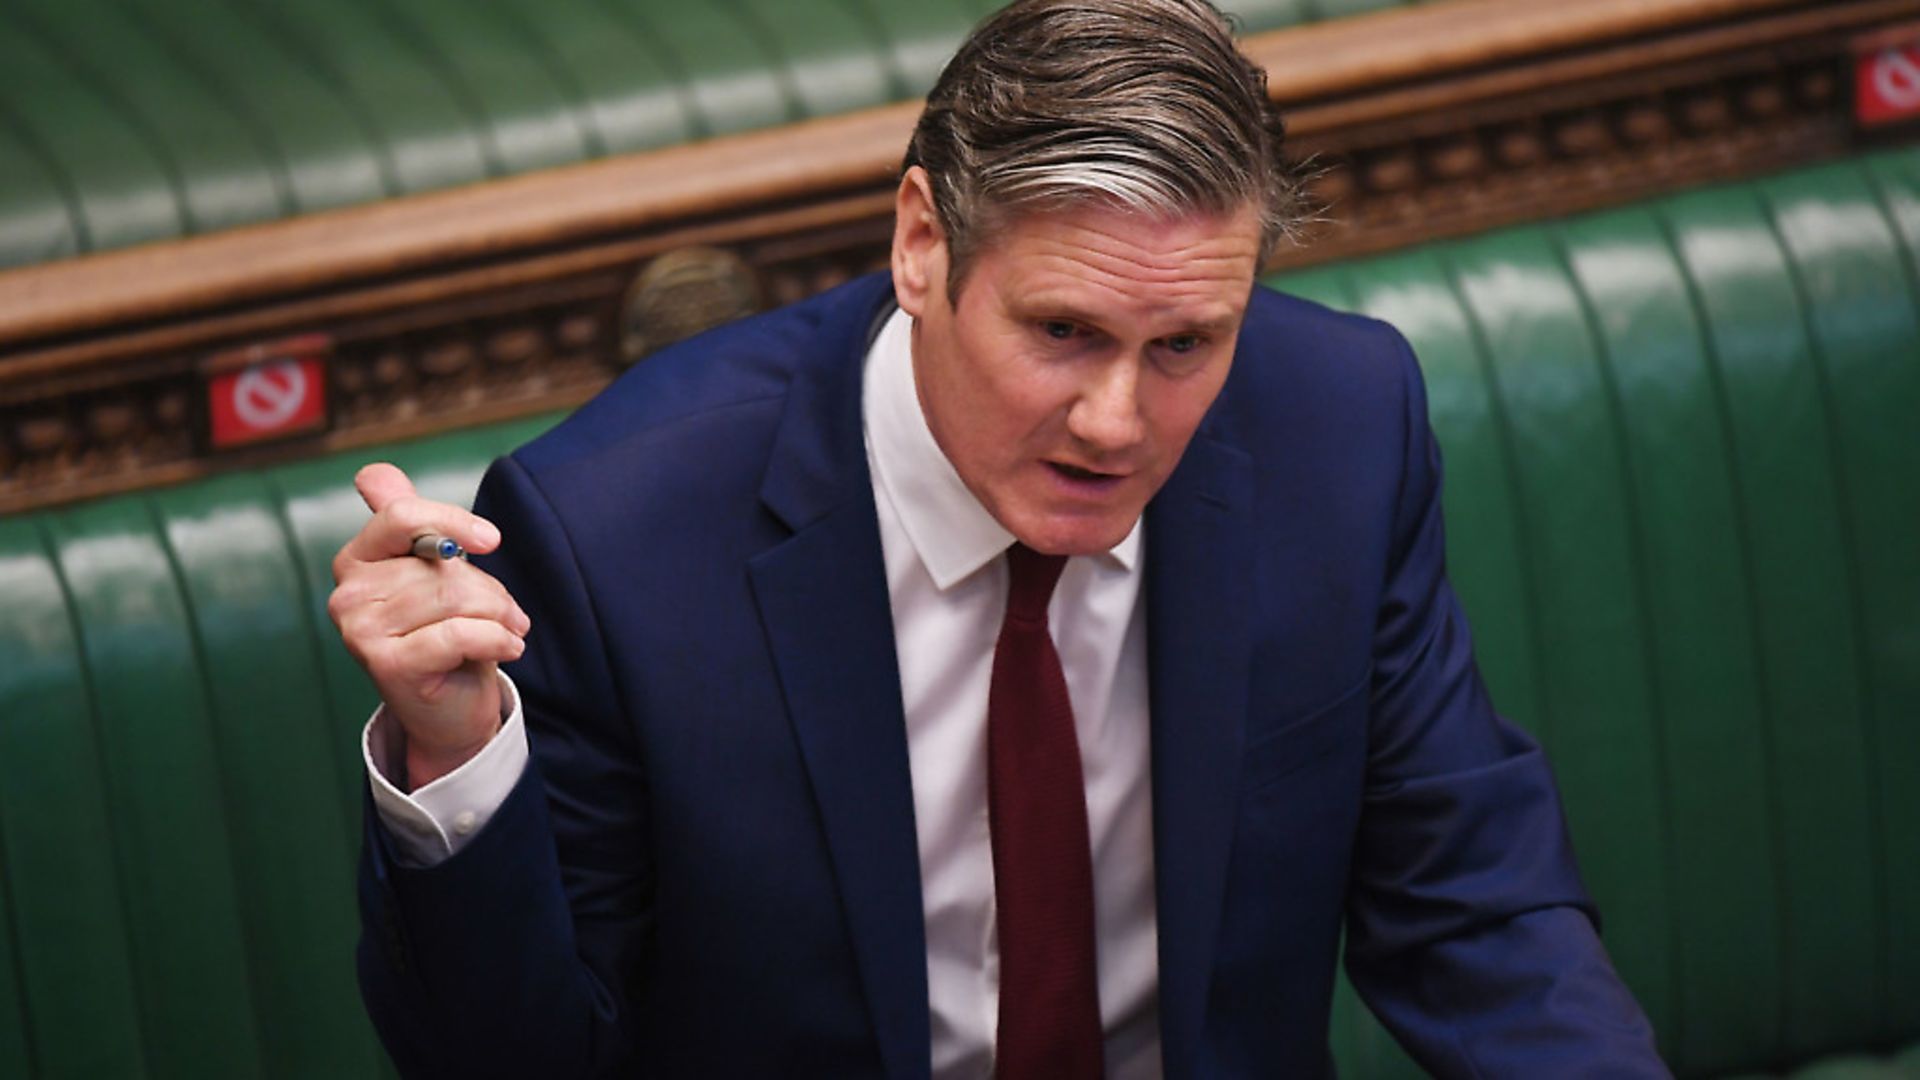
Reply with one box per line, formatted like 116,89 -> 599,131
366,306 -> 1163,1079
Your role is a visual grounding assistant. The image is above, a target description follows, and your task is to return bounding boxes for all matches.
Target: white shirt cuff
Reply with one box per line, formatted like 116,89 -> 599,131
364,671 -> 529,867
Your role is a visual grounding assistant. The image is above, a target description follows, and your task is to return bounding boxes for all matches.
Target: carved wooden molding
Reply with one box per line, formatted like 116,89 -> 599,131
0,0 -> 1913,514
1263,0 -> 1893,267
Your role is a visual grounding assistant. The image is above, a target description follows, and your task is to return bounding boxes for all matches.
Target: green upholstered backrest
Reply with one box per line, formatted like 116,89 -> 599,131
1273,148 -> 1920,1077
0,0 -> 1426,269
0,416 -> 553,1079
0,148 -> 1914,1077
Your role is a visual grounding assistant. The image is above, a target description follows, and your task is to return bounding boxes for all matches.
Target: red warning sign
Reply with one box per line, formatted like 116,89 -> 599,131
1858,42 -> 1920,127
207,336 -> 330,449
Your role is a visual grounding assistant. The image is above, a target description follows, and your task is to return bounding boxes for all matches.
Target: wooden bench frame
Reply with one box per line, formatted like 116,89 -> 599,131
1,0 -> 1914,514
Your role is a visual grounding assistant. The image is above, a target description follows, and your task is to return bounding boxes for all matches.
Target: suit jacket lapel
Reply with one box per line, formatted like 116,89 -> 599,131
1146,430 -> 1255,1077
746,275 -> 932,1080
742,273 -> 1261,1078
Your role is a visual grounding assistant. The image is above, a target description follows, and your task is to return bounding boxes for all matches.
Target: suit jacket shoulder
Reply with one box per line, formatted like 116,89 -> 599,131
501,274 -> 897,554
514,276 -> 893,480
1213,284 -> 1419,457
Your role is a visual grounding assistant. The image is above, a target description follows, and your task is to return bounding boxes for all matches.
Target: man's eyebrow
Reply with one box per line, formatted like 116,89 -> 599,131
1013,298 -> 1241,336
1171,312 -> 1242,336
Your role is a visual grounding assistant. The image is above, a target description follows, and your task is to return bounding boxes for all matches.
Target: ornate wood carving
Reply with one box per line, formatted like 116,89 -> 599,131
0,0 -> 1913,514
1271,57 -> 1850,268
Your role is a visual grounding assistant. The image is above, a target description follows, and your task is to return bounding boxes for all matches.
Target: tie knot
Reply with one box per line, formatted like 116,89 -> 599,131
1004,543 -> 1068,624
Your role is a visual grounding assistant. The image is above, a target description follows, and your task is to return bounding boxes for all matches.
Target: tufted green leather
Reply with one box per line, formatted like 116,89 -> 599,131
1,150 -> 1913,1076
0,0 -> 1425,269
1270,146 -> 1920,1079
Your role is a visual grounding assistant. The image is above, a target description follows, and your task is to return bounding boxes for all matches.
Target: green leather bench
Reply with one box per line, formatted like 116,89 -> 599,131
2,147 -> 1915,1077
0,0 -> 1421,270
1272,149 -> 1920,1078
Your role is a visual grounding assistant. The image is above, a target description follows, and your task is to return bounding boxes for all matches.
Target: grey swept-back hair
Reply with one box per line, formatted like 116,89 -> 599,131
904,0 -> 1302,291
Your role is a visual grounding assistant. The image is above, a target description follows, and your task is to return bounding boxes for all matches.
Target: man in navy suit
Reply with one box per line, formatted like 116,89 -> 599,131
332,0 -> 1667,1075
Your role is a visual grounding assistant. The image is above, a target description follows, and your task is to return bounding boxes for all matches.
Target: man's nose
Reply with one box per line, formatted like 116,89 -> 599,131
1066,355 -> 1147,452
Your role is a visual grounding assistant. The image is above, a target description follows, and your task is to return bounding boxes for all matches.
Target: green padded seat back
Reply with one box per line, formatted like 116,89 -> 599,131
41,498 -> 266,1079
12,0 -> 286,240
146,478 -> 383,1079
0,121 -> 82,265
0,0 -> 1425,269
113,0 -> 393,215
0,21 -> 188,257
0,416 -> 553,1078
0,519 -> 147,1077
1270,146 -> 1920,1079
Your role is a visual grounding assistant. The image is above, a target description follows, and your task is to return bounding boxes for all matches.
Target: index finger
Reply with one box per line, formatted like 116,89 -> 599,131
343,463 -> 502,565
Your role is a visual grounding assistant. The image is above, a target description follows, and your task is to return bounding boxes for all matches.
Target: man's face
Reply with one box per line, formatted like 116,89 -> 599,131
893,174 -> 1263,556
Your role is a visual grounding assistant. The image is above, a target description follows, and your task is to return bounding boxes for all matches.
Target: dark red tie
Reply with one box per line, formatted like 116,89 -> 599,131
989,543 -> 1104,1079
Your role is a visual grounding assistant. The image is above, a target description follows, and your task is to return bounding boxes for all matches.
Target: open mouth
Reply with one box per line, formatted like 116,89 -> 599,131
1047,461 -> 1124,485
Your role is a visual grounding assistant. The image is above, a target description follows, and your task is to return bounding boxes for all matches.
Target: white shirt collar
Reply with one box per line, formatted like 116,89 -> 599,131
862,306 -> 1142,590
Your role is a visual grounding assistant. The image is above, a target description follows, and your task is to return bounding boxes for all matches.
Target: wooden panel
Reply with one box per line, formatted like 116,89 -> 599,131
0,0 -> 1915,514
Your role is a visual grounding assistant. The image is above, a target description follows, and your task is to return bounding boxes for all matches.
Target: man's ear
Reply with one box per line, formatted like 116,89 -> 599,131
892,166 -> 946,318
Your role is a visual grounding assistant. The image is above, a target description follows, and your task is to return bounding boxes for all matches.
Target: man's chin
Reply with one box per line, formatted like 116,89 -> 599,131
1007,511 -> 1140,559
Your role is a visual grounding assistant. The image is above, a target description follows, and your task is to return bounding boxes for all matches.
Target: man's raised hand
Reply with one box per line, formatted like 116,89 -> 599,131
329,462 -> 530,789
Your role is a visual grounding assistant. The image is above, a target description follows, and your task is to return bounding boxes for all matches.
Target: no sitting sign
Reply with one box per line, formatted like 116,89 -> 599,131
205,334 -> 331,450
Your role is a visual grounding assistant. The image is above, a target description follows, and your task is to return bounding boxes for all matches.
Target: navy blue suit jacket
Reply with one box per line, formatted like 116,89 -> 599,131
358,273 -> 1666,1077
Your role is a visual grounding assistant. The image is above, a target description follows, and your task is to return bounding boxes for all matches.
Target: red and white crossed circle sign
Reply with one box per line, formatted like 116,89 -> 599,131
231,360 -> 310,429
207,342 -> 329,449
1858,44 -> 1920,127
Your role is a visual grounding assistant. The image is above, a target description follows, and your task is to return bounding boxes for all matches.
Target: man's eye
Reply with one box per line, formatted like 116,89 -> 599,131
1163,334 -> 1204,355
1040,321 -> 1077,341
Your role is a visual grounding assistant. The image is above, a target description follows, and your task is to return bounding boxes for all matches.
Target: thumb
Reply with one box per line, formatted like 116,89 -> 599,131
354,462 -> 418,515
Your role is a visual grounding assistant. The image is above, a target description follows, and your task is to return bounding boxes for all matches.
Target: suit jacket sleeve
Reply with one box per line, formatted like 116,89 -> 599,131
357,452 -> 649,1078
1342,332 -> 1671,1077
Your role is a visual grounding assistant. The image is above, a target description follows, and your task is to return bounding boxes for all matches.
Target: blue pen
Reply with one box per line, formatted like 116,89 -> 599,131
410,533 -> 468,561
